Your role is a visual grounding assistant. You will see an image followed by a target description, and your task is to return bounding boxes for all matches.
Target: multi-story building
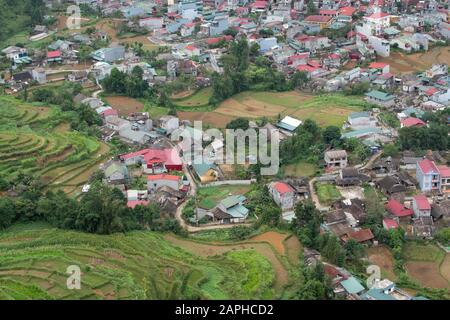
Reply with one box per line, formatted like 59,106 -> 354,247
416,159 -> 450,194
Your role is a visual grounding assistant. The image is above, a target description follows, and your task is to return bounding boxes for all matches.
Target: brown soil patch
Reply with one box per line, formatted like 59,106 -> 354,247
249,231 -> 288,256
171,90 -> 195,99
367,246 -> 397,281
284,236 -> 302,266
440,254 -> 450,283
378,46 -> 450,74
215,98 -> 287,118
104,96 -> 144,117
177,111 -> 234,128
405,261 -> 449,289
164,234 -> 288,291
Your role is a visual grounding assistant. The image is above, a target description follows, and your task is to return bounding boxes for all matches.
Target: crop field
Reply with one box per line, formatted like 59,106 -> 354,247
403,242 -> 450,289
175,91 -> 366,128
0,224 -> 301,299
104,96 -> 145,117
196,185 -> 253,209
165,231 -> 303,297
172,88 -> 213,109
0,96 -> 110,195
378,46 -> 450,74
315,183 -> 342,205
283,161 -> 317,178
366,246 -> 397,281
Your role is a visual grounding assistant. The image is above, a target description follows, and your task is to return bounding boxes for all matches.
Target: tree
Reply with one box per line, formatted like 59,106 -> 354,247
290,71 -> 309,89
306,0 -> 318,15
0,197 -> 15,229
76,183 -> 128,234
226,118 -> 250,130
323,126 -> 341,146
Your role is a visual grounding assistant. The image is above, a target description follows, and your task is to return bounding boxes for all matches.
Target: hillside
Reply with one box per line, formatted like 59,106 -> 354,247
0,96 -> 110,196
0,224 -> 280,300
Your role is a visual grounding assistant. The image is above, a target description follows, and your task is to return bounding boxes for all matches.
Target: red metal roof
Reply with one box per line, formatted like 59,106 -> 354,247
438,165 -> 450,178
425,87 -> 439,96
386,198 -> 413,217
383,218 -> 399,230
147,174 -> 180,181
347,229 -> 374,242
120,148 -> 182,167
369,62 -> 388,69
400,117 -> 426,128
319,9 -> 338,15
273,182 -> 294,194
102,108 -> 118,117
418,159 -> 439,174
305,15 -> 332,23
367,12 -> 390,19
127,200 -> 150,209
339,6 -> 357,16
47,50 -> 61,58
413,195 -> 431,211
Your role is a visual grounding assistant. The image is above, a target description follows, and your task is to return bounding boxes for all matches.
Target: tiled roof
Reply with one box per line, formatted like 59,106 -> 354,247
273,182 -> 294,194
413,195 -> 431,211
386,198 -> 413,217
417,159 -> 439,174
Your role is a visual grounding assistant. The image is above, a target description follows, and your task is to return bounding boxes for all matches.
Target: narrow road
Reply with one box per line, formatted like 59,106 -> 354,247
309,177 -> 330,211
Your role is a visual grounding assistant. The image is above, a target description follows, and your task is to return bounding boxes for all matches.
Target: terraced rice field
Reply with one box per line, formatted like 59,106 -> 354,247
0,225 -> 296,300
403,243 -> 450,289
175,91 -> 366,128
0,96 -> 110,193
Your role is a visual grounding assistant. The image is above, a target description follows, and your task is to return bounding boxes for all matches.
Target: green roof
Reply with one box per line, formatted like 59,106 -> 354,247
349,111 -> 371,119
340,276 -> 365,294
365,90 -> 394,101
192,162 -> 217,177
363,288 -> 396,300
341,127 -> 381,139
105,163 -> 128,178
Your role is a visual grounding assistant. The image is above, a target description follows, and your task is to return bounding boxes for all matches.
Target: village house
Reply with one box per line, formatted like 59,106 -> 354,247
269,181 -> 295,211
147,174 -> 181,193
277,116 -> 302,135
385,198 -> 413,221
400,117 -> 426,128
347,111 -> 378,130
376,175 -> 407,195
416,158 -> 441,193
324,150 -> 348,170
119,148 -> 183,174
210,195 -> 249,224
365,90 -> 396,108
412,195 -> 432,218
104,162 -> 129,185
91,46 -> 125,63
191,162 -> 219,183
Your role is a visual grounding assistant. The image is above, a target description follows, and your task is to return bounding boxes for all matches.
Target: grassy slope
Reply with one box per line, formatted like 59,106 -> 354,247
0,96 -> 110,192
0,224 -> 276,300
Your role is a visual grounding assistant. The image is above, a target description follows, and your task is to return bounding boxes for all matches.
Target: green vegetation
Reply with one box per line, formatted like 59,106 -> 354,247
0,225 -> 276,299
398,109 -> 450,151
0,95 -> 108,192
315,183 -> 342,205
403,242 -> 445,263
0,0 -> 46,44
171,88 -> 213,108
283,161 -> 317,178
379,111 -> 400,128
225,250 -> 275,299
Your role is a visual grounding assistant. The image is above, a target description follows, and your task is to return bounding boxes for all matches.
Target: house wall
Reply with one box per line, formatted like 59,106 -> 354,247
412,201 -> 431,218
368,36 -> 390,57
416,166 -> 440,191
270,188 -> 294,210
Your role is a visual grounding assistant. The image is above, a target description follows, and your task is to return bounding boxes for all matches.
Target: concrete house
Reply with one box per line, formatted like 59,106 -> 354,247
91,46 -> 125,63
147,174 -> 181,192
211,195 -> 249,224
347,111 -> 377,129
104,162 -> 129,184
412,195 -> 431,218
416,159 -> 440,192
32,68 -> 47,84
269,181 -> 295,210
324,150 -> 348,170
365,90 -> 395,108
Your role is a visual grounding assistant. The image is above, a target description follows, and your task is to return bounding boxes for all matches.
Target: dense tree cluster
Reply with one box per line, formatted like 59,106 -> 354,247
31,83 -> 102,136
246,185 -> 282,227
0,0 -> 46,42
102,66 -> 152,99
209,38 -> 309,106
0,180 -> 181,235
